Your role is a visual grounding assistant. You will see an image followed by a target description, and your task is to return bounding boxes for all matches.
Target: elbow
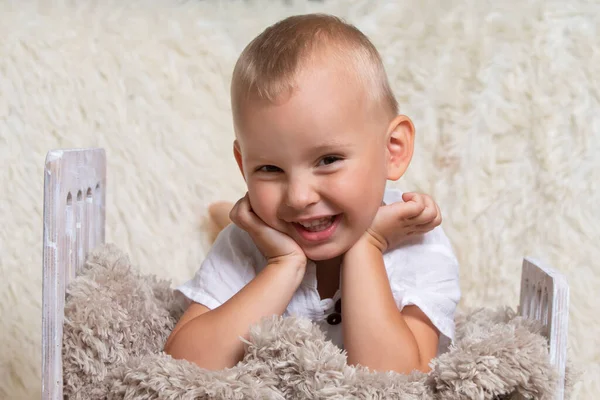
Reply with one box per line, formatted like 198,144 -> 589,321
163,333 -> 192,364
407,351 -> 435,374
402,352 -> 433,374
391,358 -> 431,375
163,331 -> 241,371
346,356 -> 420,375
415,360 -> 433,374
163,338 -> 178,359
347,351 -> 432,375
386,359 -> 432,375
165,344 -> 233,371
163,331 -> 177,355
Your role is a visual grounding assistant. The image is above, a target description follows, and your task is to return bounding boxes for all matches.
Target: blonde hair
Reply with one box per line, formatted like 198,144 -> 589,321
231,14 -> 398,120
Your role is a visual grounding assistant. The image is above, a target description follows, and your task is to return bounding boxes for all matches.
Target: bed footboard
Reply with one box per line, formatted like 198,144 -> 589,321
42,148 -> 106,400
519,257 -> 570,400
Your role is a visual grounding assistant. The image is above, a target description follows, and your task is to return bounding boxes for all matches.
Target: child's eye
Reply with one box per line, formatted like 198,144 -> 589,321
257,165 -> 282,173
318,156 -> 342,166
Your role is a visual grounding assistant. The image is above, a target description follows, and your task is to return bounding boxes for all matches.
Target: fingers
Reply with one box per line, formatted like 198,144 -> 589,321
401,193 -> 442,233
401,192 -> 418,203
411,195 -> 442,232
229,193 -> 264,232
396,193 -> 427,219
433,201 -> 442,226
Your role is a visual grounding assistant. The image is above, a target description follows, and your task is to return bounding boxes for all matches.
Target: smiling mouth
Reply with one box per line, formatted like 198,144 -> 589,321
291,214 -> 342,243
293,216 -> 336,232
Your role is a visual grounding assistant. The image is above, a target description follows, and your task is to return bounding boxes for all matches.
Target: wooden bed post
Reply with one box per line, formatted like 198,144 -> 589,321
519,257 -> 570,400
42,148 -> 106,400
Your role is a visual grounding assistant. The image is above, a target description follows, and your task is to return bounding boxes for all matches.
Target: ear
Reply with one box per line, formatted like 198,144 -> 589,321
233,140 -> 246,181
385,115 -> 415,181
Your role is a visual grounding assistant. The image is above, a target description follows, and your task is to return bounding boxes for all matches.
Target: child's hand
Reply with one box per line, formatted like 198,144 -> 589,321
364,192 -> 442,252
229,193 -> 307,267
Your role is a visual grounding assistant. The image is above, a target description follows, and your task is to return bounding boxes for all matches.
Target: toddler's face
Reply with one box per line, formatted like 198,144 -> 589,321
233,62 -> 391,261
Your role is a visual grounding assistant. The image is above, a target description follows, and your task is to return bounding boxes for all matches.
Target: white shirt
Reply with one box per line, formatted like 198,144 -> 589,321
177,189 -> 461,355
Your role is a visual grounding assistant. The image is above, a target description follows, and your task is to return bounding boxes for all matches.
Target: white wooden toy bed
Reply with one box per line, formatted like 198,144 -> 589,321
41,148 -> 571,400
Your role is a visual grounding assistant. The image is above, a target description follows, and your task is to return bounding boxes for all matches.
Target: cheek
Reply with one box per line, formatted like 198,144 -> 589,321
247,182 -> 281,222
330,163 -> 386,222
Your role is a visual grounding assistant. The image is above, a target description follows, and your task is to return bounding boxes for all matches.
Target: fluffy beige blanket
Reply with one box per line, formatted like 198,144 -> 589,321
62,245 -> 577,399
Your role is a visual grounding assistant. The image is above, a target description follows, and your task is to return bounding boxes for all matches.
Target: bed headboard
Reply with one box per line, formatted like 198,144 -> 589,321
42,148 -> 106,400
39,147 -> 569,400
519,257 -> 570,400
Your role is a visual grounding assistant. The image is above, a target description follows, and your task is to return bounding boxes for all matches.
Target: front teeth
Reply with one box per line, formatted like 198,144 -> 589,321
297,216 -> 334,232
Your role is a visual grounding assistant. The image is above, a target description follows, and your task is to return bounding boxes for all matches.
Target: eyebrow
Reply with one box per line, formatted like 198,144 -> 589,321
246,142 -> 353,164
309,142 -> 354,154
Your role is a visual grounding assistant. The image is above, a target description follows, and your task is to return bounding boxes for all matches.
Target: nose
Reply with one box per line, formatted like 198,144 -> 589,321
284,174 -> 319,210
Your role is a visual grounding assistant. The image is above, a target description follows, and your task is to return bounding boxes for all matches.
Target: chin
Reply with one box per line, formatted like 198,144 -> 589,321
302,241 -> 351,262
302,246 -> 340,261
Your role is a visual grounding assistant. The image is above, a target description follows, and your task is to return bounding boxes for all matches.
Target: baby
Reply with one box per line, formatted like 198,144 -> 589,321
165,14 -> 460,374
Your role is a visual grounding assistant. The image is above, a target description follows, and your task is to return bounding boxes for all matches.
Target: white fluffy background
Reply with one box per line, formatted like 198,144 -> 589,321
1,0 -> 598,398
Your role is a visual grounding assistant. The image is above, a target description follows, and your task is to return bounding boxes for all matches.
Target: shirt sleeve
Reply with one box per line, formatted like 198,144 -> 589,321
382,188 -> 461,352
176,224 -> 260,310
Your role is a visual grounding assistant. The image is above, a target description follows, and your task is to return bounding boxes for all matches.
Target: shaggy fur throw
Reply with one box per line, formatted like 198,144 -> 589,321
62,245 -> 577,399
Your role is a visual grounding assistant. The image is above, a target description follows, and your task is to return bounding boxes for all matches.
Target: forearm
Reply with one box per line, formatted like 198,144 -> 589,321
166,260 -> 305,370
341,239 -> 425,373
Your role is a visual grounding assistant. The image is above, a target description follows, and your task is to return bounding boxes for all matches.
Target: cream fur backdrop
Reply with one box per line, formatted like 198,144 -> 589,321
0,0 -> 598,398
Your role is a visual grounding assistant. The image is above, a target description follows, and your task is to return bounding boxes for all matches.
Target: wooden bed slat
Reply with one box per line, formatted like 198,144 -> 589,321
42,148 -> 106,400
519,257 -> 570,400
